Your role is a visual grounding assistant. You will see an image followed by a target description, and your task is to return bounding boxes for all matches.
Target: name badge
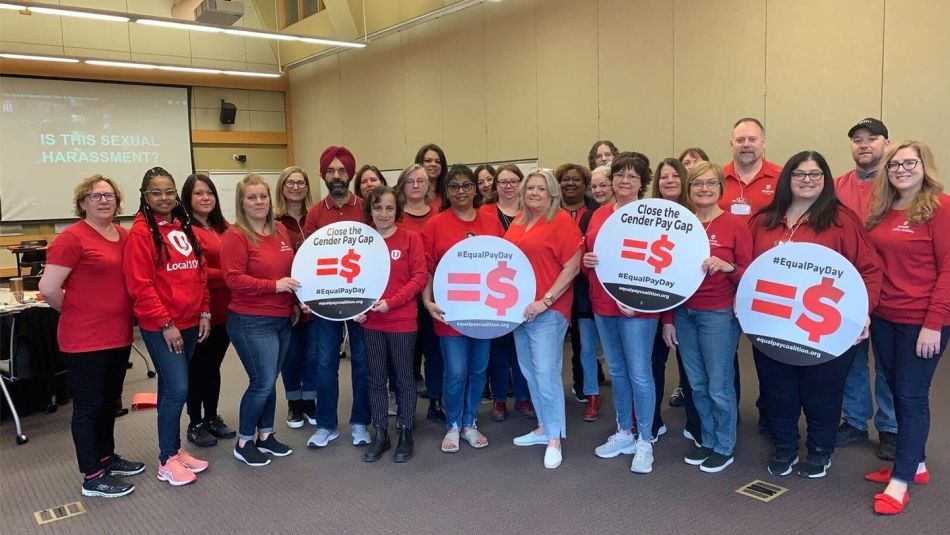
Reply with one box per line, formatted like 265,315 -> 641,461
731,198 -> 752,216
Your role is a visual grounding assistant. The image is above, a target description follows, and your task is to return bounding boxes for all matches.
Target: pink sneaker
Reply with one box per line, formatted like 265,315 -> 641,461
177,448 -> 209,473
157,456 -> 196,486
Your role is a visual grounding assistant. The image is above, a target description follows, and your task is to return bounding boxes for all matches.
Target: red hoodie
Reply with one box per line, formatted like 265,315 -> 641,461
123,213 -> 210,331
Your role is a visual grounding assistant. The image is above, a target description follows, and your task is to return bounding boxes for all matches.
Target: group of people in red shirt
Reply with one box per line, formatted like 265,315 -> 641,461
39,117 -> 947,516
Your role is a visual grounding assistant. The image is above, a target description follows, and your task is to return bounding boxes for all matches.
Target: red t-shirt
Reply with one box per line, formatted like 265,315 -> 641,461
583,204 -> 659,320
303,193 -> 364,237
193,224 -> 230,325
719,159 -> 783,217
421,208 -> 506,336
47,221 -> 133,353
123,213 -> 210,331
834,169 -> 876,223
868,195 -> 950,329
750,207 -> 883,313
362,228 -> 428,332
220,224 -> 297,318
398,208 -> 435,234
684,212 -> 752,311
505,210 -> 583,322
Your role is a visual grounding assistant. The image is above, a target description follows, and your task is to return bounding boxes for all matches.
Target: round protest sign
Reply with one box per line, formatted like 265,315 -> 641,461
736,242 -> 869,366
292,221 -> 390,321
593,198 -> 709,312
433,236 -> 536,339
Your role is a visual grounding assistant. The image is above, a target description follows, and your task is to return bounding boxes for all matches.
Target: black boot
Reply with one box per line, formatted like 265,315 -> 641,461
393,426 -> 414,463
363,427 -> 390,463
426,397 -> 446,422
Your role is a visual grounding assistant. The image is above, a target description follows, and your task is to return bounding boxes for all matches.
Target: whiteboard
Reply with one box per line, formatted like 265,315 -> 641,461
207,170 -> 282,223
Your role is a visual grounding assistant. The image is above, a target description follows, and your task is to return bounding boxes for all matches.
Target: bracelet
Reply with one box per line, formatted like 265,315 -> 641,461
160,320 -> 176,332
199,312 -> 212,320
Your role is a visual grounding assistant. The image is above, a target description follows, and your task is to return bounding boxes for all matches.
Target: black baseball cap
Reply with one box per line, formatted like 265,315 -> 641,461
848,118 -> 888,139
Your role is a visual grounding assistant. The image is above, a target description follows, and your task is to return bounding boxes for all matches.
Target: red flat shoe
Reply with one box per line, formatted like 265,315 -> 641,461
874,491 -> 909,515
864,467 -> 930,485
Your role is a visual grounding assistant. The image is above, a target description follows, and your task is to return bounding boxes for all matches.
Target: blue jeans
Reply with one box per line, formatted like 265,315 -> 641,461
489,333 -> 530,401
281,319 -> 319,401
141,326 -> 198,463
870,316 -> 948,483
841,338 -> 897,433
227,313 -> 291,440
594,314 -> 657,440
314,317 -> 369,430
440,335 -> 491,430
513,310 -> 568,439
577,317 -> 601,396
674,307 -> 740,455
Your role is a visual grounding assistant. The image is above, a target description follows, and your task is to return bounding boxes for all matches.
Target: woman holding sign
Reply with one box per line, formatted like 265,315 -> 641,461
749,151 -> 882,479
864,140 -> 950,514
506,169 -> 583,469
421,165 -> 504,453
662,162 -> 752,472
582,153 -> 661,474
221,174 -> 300,467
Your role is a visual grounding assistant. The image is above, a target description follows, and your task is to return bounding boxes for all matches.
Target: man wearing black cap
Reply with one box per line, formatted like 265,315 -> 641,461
834,118 -> 898,460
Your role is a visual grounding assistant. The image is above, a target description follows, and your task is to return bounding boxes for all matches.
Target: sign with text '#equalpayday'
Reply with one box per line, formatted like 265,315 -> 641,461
292,222 -> 389,321
433,236 -> 536,339
594,199 -> 709,312
736,243 -> 869,366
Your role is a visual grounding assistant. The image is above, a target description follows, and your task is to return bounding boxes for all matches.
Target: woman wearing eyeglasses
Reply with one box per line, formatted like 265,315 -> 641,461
123,167 -> 211,487
273,166 -> 318,429
749,151 -> 882,479
40,175 -> 143,498
421,165 -> 504,453
588,140 -> 619,171
583,153 -> 661,474
863,141 -> 950,514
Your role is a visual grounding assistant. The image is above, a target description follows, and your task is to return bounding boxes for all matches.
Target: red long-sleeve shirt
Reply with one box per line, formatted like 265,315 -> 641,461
303,193 -> 363,237
220,224 -> 296,318
123,213 -> 209,331
362,228 -> 428,332
868,195 -> 950,329
192,224 -> 230,325
750,207 -> 883,313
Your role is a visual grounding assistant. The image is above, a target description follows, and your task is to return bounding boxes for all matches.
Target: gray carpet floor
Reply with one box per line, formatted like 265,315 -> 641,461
2,337 -> 948,534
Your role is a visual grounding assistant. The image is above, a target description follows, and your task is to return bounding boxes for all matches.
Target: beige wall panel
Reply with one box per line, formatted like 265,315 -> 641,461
129,24 -> 191,58
294,55 -> 344,192
484,0 -> 538,162
339,33 -> 406,168
189,58 -> 257,70
189,32 -> 247,62
193,146 -> 288,171
62,48 -> 132,61
130,53 -> 192,66
882,0 -> 950,185
249,110 -> 287,132
400,22 -> 444,160
132,0 -> 179,17
536,0 -> 598,167
244,39 -> 279,66
438,5 -> 487,164
673,0 -> 767,166
61,19 -> 131,53
194,87 -> 251,110
0,43 -> 65,55
0,11 -> 64,46
249,91 -> 286,112
766,0 -> 884,175
195,107 -> 252,131
289,61 -> 318,170
598,0 -> 674,163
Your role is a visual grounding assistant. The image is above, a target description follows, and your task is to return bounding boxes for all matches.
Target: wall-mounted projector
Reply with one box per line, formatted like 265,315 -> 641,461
195,0 -> 244,26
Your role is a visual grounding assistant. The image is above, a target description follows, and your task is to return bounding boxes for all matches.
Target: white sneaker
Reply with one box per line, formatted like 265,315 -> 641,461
306,428 -> 339,448
513,430 -> 548,446
351,424 -> 371,446
683,429 -> 701,448
544,446 -> 562,469
594,432 -> 636,458
650,424 -> 667,444
630,439 -> 654,474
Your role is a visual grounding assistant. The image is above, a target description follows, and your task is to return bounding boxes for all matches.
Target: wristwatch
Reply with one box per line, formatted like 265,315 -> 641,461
199,312 -> 212,320
543,292 -> 554,306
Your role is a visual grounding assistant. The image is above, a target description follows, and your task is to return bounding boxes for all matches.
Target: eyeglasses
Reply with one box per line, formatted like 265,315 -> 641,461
405,178 -> 428,187
86,192 -> 116,202
612,172 -> 640,182
689,179 -> 719,189
497,180 -> 520,188
791,170 -> 824,181
885,159 -> 920,172
284,180 -> 307,189
144,189 -> 178,199
446,183 -> 475,193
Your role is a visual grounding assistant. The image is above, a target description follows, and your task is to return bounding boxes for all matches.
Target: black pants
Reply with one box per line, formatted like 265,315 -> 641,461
753,345 -> 856,455
63,346 -> 131,476
651,324 -> 701,438
187,323 -> 230,425
365,328 -> 417,429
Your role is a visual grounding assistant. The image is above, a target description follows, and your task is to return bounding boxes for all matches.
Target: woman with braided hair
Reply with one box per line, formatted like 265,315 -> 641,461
123,167 -> 212,487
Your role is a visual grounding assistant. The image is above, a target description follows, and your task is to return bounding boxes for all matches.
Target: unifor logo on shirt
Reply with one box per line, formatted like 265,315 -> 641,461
167,230 -> 193,257
391,249 -> 402,260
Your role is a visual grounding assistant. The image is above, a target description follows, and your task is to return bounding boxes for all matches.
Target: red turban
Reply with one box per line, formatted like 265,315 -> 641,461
319,146 -> 356,179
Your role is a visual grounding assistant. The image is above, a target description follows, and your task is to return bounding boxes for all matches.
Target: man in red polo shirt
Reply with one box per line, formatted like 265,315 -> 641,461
301,146 -> 373,450
719,117 -> 783,217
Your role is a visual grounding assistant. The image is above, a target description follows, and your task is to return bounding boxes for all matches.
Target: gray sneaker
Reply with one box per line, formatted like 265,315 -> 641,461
351,424 -> 372,446
307,428 -> 339,449
630,439 -> 654,474
594,432 -> 636,458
